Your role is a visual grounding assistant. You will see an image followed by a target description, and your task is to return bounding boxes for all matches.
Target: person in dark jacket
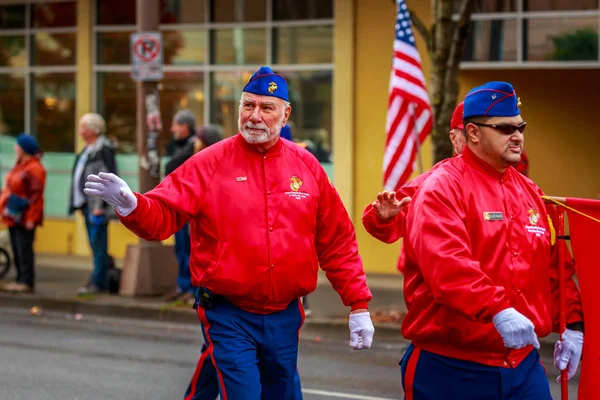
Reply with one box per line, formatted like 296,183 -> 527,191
69,113 -> 118,295
163,109 -> 197,303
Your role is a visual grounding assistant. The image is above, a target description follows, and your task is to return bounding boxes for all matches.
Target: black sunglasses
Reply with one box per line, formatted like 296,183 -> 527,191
472,122 -> 527,135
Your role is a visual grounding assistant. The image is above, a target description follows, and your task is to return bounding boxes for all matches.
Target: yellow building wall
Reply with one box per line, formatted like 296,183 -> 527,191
352,1 -> 600,274
353,0 -> 433,274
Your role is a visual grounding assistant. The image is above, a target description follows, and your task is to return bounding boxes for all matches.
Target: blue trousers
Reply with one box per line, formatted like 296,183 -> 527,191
183,344 -> 304,400
196,295 -> 305,399
174,224 -> 193,293
82,206 -> 108,290
400,344 -> 552,400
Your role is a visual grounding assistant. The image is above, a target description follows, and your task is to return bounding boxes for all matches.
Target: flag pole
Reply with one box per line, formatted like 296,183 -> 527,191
411,103 -> 424,175
556,205 -> 569,400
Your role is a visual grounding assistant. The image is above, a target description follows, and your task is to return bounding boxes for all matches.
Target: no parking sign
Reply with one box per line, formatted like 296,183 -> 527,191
130,32 -> 163,81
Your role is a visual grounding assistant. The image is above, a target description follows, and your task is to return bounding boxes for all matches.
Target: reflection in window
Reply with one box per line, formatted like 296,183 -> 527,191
97,72 -> 205,154
212,28 -> 266,65
284,70 -> 332,163
274,26 -> 333,64
210,71 -> 254,137
273,0 -> 333,20
32,33 -> 76,66
96,32 -> 133,65
163,30 -> 205,65
0,73 -> 25,137
211,0 -> 266,22
524,18 -> 598,61
161,0 -> 205,23
97,0 -> 136,25
32,73 -> 76,152
0,5 -> 26,29
463,19 -> 518,62
523,0 -> 599,11
0,36 -> 26,68
32,2 -> 76,28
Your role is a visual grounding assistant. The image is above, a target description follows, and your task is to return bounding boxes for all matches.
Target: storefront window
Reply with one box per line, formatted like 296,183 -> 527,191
97,0 -> 136,25
31,2 -> 76,28
32,72 -> 76,153
163,30 -> 206,65
210,71 -> 254,137
453,0 -> 516,13
284,70 -> 333,163
0,73 -> 25,137
96,31 -> 133,65
273,26 -> 333,64
523,0 -> 598,11
161,0 -> 205,24
32,33 -> 76,66
211,28 -> 266,65
0,5 -> 26,29
525,17 -> 599,61
97,71 -> 205,155
463,19 -> 518,62
211,0 -> 267,22
273,0 -> 333,20
0,36 -> 26,68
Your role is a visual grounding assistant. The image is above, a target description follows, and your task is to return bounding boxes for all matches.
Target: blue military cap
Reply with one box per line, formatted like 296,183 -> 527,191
242,66 -> 289,102
463,81 -> 521,119
280,124 -> 292,141
16,133 -> 40,155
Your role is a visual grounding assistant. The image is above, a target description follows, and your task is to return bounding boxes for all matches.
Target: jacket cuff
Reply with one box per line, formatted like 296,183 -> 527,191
350,301 -> 369,311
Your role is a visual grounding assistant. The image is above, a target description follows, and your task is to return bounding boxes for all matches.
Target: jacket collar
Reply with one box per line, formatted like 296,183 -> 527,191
236,133 -> 284,157
462,145 -> 512,182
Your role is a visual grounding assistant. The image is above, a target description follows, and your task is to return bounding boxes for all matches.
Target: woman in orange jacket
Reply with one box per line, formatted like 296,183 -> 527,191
0,134 -> 46,293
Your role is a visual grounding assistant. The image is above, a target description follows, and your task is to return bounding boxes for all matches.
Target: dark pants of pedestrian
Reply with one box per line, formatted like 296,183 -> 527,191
174,223 -> 193,293
81,206 -> 108,290
400,343 -> 552,399
183,343 -> 304,400
8,226 -> 35,287
196,294 -> 305,399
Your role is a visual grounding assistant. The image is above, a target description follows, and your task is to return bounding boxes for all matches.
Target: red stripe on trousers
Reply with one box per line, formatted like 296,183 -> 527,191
196,307 -> 229,400
404,347 -> 421,400
184,349 -> 210,400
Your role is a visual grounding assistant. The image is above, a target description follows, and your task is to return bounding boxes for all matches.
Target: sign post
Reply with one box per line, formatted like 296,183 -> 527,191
119,0 -> 178,298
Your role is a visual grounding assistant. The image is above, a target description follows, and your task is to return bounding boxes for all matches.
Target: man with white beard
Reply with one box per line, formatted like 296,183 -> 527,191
83,66 -> 375,400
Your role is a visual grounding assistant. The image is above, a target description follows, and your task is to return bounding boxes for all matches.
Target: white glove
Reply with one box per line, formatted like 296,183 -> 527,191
492,307 -> 540,350
349,312 -> 375,350
83,172 -> 137,217
554,329 -> 583,381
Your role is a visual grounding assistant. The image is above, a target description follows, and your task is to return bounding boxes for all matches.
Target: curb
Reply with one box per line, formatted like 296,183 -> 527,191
0,293 -> 557,351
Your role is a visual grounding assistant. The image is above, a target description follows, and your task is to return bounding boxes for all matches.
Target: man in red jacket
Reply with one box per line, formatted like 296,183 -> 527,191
83,66 -> 374,399
399,81 -> 583,398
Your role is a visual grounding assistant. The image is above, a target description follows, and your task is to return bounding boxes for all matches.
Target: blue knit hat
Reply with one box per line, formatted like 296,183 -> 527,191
242,66 -> 289,102
16,133 -> 40,155
463,81 -> 521,119
280,125 -> 292,141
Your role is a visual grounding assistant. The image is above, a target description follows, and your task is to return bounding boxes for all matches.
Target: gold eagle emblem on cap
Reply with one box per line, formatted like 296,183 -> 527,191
268,82 -> 278,93
517,97 -> 522,109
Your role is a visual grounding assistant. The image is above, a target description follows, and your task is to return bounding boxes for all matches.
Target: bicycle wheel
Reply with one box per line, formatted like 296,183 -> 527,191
0,247 -> 10,280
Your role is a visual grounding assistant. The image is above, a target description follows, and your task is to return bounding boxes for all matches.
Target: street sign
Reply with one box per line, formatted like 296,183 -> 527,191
130,32 -> 163,81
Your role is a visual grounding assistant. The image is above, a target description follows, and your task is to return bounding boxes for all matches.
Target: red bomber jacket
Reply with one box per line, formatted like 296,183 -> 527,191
118,134 -> 372,314
401,147 -> 582,367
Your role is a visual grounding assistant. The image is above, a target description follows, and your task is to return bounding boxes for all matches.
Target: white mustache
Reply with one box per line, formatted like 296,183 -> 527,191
244,123 -> 269,133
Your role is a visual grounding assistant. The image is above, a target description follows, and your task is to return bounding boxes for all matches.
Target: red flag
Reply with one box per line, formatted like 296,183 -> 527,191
565,197 -> 600,399
383,0 -> 433,191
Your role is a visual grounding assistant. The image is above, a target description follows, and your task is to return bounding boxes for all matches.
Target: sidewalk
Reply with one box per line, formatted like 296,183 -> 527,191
0,253 -> 409,343
0,253 -> 558,348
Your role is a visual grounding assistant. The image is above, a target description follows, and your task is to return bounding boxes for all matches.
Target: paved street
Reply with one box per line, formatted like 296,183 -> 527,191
0,307 -> 578,399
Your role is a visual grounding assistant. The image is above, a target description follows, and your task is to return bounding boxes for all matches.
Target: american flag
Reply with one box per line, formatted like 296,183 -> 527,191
383,0 -> 433,191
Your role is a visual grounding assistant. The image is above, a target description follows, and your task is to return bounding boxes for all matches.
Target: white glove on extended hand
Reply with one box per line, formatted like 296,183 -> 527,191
554,329 -> 583,381
492,307 -> 540,350
349,312 -> 375,350
83,172 -> 137,217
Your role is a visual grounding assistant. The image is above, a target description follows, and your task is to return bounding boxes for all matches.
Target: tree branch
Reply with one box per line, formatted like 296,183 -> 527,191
444,0 -> 475,87
408,9 -> 432,53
